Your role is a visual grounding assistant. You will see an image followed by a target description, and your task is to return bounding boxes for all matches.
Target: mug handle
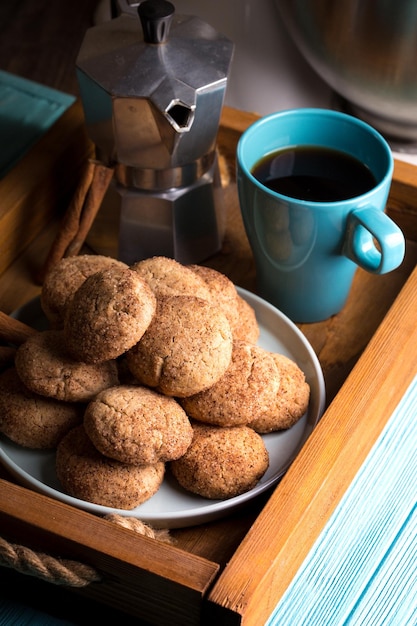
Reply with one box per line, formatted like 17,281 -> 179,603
343,207 -> 405,274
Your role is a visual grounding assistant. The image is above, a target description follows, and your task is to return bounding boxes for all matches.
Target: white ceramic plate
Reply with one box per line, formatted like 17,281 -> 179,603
0,288 -> 326,528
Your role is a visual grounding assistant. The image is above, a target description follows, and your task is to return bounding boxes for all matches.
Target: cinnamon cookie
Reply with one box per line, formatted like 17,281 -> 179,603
84,385 -> 193,465
181,341 -> 281,427
249,353 -> 310,433
170,422 -> 269,499
188,264 -> 240,330
15,330 -> 119,402
56,425 -> 165,510
41,254 -> 128,328
131,256 -> 211,300
126,295 -> 233,397
64,266 -> 156,363
0,368 -> 83,449
232,294 -> 260,344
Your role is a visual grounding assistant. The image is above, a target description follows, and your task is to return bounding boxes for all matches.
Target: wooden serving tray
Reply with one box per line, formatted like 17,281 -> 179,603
0,105 -> 417,625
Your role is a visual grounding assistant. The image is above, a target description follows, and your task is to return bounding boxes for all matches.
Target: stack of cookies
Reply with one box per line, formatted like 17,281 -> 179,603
0,255 -> 310,510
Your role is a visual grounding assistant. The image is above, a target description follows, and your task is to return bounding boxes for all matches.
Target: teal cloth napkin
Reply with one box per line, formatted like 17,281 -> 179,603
267,374 -> 417,626
0,70 -> 75,178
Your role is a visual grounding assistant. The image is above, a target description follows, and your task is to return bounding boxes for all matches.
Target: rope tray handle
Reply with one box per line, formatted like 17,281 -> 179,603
0,514 -> 172,587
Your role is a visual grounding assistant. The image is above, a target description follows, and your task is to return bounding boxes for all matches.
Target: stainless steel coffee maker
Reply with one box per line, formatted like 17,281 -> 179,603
76,0 -> 234,265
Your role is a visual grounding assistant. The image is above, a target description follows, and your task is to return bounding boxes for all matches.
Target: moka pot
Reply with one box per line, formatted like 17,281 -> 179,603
76,0 -> 234,264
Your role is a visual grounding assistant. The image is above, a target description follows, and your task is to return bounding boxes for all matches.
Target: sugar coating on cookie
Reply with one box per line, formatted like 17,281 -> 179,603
131,256 -> 212,300
232,295 -> 260,344
181,341 -> 281,427
0,368 -> 83,449
250,353 -> 310,433
41,254 -> 128,328
64,266 -> 156,363
126,295 -> 233,397
56,425 -> 165,509
84,385 -> 193,465
170,422 -> 269,499
186,262 -> 260,343
15,330 -> 119,402
188,264 -> 240,330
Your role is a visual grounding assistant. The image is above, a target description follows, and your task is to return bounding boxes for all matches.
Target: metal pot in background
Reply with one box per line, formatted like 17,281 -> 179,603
276,0 -> 417,145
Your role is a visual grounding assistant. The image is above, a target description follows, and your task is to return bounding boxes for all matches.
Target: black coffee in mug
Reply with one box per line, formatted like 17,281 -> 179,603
251,146 -> 377,202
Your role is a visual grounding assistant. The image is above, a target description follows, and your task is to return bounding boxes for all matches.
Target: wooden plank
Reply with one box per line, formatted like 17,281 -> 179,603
389,159 -> 417,241
0,479 -> 219,626
0,220 -> 58,314
0,100 -> 92,276
206,262 -> 417,625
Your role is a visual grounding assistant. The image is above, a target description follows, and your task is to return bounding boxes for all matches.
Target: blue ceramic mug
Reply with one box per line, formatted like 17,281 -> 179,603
237,109 -> 405,323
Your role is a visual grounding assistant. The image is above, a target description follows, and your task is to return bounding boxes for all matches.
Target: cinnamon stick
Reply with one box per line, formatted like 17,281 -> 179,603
0,312 -> 37,345
64,161 -> 114,257
38,159 -> 114,283
38,159 -> 95,281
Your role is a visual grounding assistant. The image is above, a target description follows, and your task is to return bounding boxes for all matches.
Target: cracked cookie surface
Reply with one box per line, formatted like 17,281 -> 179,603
131,256 -> 212,300
181,341 -> 281,427
41,254 -> 128,328
170,422 -> 269,499
64,266 -> 156,363
126,295 -> 233,397
15,330 -> 119,402
56,425 -> 165,509
250,353 -> 310,433
0,367 -> 83,449
84,385 -> 193,465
